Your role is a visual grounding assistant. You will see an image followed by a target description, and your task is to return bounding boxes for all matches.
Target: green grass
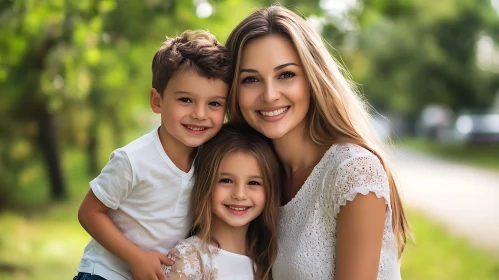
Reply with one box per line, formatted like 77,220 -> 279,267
401,212 -> 499,280
398,138 -> 499,171
1,141 -> 499,279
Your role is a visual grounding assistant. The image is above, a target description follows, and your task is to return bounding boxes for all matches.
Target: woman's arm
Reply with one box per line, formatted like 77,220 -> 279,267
334,192 -> 386,280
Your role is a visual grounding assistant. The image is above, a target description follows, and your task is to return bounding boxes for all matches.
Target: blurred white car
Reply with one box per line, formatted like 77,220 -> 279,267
454,111 -> 499,143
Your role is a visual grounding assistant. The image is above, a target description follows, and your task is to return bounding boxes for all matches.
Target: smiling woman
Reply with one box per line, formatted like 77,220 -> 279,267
226,5 -> 410,280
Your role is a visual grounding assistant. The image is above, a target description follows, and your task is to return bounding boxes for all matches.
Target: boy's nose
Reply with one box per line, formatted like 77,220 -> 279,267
191,105 -> 207,120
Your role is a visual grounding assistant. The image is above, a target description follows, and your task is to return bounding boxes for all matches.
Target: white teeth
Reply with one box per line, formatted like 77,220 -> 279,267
260,107 -> 288,117
228,206 -> 248,211
187,126 -> 206,131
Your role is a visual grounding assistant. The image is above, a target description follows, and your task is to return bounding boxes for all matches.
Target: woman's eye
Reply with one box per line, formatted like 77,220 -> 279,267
178,98 -> 192,103
219,178 -> 232,183
279,71 -> 295,79
241,76 -> 258,84
248,181 -> 261,186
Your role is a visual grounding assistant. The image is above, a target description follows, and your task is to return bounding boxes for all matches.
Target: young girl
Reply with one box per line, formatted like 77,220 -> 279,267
226,5 -> 410,280
164,123 -> 281,280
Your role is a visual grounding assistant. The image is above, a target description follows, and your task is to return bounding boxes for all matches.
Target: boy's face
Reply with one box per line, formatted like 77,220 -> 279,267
150,69 -> 228,148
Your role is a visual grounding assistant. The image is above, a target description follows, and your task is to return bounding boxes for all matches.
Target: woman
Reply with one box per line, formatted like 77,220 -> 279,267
225,5 -> 409,280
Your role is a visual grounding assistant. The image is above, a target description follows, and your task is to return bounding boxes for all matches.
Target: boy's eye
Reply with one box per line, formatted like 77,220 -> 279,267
209,101 -> 223,107
248,181 -> 261,186
241,76 -> 258,84
279,71 -> 295,79
178,98 -> 192,103
219,178 -> 232,183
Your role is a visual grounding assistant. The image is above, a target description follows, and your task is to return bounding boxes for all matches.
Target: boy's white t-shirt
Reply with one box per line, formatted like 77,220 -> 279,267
77,126 -> 195,280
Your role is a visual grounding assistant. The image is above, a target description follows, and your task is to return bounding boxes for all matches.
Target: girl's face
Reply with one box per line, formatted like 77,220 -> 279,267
211,151 -> 266,229
237,34 -> 310,139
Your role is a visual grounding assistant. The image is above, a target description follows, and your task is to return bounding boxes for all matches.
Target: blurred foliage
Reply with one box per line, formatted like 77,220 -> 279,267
0,0 -> 498,202
337,0 -> 499,118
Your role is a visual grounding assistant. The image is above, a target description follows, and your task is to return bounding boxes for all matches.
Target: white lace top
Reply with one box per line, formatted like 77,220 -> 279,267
164,236 -> 254,280
272,144 -> 400,280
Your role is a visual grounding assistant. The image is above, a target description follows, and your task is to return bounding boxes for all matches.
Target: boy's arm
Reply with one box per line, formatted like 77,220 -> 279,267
78,189 -> 174,280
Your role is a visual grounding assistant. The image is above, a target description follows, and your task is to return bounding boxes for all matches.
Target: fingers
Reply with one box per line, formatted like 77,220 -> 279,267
158,253 -> 174,266
157,269 -> 168,280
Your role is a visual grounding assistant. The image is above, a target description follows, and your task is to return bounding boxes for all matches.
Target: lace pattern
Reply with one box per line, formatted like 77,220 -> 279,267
272,143 -> 401,280
164,237 -> 219,280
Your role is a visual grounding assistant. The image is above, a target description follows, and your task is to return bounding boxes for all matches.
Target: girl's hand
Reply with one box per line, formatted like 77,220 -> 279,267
130,250 -> 174,280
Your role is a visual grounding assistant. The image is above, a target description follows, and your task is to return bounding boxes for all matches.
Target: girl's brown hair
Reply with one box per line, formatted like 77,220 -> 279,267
190,123 -> 281,279
225,5 -> 410,256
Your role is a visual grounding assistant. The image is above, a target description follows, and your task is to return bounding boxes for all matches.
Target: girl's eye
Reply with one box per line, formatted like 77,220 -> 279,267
178,98 -> 192,103
279,71 -> 295,79
241,76 -> 258,84
209,101 -> 223,107
219,178 -> 232,183
248,181 -> 262,186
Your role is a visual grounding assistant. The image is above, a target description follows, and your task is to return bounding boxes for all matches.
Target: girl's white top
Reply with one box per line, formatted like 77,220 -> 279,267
165,236 -> 254,280
272,144 -> 401,280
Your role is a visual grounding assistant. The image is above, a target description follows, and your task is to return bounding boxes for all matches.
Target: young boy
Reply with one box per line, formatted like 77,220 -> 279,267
74,30 -> 230,280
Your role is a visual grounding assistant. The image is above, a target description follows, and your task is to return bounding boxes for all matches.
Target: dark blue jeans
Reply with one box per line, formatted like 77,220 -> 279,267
73,272 -> 107,280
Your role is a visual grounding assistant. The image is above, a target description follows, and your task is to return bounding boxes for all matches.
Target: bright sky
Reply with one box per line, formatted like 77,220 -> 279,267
319,0 -> 357,16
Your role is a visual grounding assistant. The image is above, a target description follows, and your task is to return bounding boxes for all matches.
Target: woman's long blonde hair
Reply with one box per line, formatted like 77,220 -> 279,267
225,5 -> 409,255
190,123 -> 281,279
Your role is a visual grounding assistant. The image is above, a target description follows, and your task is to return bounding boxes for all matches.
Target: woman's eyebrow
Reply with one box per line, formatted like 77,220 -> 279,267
275,62 -> 298,71
240,62 -> 299,74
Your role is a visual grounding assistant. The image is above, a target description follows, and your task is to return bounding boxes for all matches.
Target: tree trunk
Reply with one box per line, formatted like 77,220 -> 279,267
87,123 -> 99,176
38,108 -> 66,200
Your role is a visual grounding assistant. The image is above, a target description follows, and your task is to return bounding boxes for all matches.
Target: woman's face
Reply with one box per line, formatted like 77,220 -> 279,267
237,34 -> 310,140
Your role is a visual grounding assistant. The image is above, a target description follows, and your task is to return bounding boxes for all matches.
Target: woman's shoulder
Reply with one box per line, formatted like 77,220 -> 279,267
320,143 -> 389,201
322,143 -> 379,170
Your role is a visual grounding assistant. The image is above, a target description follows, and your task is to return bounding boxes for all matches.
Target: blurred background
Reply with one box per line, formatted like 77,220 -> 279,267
1,0 -> 498,279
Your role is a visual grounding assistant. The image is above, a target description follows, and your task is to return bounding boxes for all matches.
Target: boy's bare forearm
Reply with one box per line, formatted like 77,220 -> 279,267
78,190 -> 140,265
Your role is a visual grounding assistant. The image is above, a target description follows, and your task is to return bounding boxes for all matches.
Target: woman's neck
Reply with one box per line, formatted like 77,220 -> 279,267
272,123 -> 329,177
209,216 -> 249,255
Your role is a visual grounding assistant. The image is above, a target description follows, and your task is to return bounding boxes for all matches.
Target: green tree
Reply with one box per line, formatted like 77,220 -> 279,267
340,0 -> 499,119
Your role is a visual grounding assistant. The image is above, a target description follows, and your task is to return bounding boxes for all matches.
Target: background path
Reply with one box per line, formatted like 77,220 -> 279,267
391,147 -> 499,253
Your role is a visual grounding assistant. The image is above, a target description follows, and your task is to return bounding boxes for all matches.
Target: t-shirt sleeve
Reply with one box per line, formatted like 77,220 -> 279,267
89,149 -> 134,210
164,242 -> 203,280
331,153 -> 391,216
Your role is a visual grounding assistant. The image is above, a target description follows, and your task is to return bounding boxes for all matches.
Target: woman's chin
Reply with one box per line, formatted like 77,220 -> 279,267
259,127 -> 288,140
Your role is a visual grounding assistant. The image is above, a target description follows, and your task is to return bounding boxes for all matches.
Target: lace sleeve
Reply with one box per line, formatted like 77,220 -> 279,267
164,242 -> 204,280
332,153 -> 391,215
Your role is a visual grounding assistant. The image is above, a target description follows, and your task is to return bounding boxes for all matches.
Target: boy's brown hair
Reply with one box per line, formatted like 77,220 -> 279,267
152,30 -> 230,96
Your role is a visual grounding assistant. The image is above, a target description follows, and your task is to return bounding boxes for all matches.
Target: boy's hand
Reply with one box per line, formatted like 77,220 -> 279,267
130,250 -> 174,280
